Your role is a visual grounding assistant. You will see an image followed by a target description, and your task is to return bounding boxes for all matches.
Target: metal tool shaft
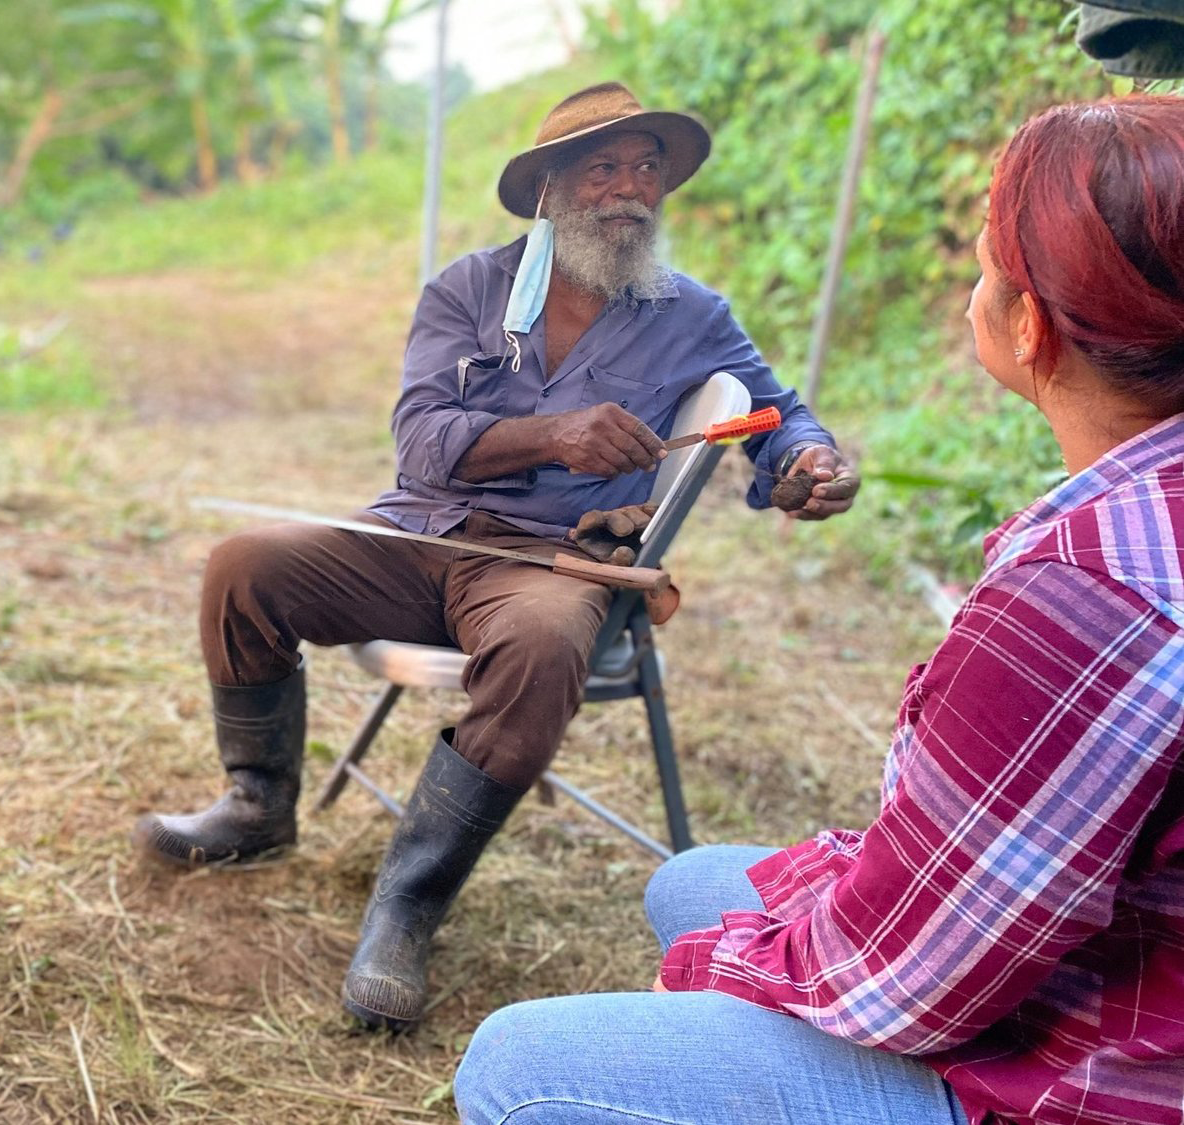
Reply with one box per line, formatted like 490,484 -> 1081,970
193,498 -> 553,565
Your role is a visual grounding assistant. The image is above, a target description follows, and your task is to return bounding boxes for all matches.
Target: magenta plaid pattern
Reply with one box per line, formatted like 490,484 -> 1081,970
661,415 -> 1184,1125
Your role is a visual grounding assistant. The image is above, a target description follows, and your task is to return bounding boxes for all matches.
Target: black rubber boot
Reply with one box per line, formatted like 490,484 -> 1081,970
342,730 -> 525,1030
133,666 -> 305,866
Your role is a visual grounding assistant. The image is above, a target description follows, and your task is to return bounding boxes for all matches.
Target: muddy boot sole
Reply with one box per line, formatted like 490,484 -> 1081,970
341,971 -> 423,1032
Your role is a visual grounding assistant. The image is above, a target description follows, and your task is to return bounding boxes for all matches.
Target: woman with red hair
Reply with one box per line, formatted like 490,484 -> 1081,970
454,96 -> 1184,1125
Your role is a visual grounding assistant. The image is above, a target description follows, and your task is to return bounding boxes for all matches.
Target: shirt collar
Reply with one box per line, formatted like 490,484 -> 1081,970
984,411 -> 1184,568
490,236 -> 681,301
491,236 -> 529,276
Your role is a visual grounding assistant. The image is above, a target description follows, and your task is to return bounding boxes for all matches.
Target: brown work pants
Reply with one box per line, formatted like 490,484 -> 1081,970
199,512 -> 611,788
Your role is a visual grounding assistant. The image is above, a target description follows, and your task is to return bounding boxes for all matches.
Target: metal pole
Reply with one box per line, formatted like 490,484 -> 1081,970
419,0 -> 449,287
804,28 -> 886,411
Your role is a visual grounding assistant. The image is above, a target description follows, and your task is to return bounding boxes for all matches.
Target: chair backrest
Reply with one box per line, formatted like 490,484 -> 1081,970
637,370 -> 751,566
646,370 -> 753,522
591,371 -> 751,661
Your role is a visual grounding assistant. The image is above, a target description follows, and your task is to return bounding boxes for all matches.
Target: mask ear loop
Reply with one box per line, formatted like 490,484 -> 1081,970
504,330 -> 523,373
504,175 -> 552,373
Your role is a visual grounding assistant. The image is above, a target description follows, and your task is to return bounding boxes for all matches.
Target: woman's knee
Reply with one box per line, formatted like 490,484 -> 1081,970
644,846 -> 726,930
454,1002 -> 544,1124
644,845 -> 776,951
453,1009 -> 499,1123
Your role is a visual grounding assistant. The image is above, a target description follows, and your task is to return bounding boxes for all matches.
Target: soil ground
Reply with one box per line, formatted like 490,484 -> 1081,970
0,255 -> 944,1122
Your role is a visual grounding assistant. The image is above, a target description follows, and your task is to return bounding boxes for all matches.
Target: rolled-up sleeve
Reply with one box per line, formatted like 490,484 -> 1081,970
702,302 -> 834,509
392,273 -> 526,491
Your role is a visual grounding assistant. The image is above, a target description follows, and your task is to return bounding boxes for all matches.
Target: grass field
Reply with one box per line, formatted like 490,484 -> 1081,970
1,69 -> 947,1122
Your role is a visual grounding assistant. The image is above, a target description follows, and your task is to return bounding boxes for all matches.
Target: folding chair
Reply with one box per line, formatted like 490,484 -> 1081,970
313,371 -> 753,859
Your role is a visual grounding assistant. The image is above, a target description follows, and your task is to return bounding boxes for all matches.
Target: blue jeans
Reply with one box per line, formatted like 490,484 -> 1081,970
454,845 -> 970,1125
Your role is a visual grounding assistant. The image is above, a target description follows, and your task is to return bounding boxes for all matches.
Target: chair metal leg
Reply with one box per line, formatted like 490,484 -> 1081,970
342,761 -> 405,818
540,769 -> 672,859
631,612 -> 694,853
312,683 -> 404,812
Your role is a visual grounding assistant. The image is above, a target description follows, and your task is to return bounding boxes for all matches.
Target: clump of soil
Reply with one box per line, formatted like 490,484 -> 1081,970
772,472 -> 823,512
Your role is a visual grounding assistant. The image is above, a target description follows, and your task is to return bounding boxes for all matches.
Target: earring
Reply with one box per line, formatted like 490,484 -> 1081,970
1014,348 -> 1026,360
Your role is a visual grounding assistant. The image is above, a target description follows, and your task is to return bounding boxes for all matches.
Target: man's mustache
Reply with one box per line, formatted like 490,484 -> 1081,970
592,201 -> 655,225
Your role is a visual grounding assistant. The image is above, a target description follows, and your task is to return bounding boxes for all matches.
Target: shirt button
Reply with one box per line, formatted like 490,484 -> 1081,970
429,526 -> 440,534
619,399 -> 629,407
541,389 -> 550,398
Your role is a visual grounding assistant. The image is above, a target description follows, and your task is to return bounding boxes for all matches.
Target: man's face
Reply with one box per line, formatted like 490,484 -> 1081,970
545,131 -> 669,301
560,131 -> 665,218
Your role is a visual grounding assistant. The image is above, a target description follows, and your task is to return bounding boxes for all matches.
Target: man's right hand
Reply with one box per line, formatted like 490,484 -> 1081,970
547,403 -> 666,478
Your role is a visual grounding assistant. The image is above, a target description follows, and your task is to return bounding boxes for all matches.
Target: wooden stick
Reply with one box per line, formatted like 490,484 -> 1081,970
551,552 -> 670,591
804,26 -> 887,410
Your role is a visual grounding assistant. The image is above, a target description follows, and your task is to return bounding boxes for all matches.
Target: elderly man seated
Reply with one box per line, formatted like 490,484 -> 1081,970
133,82 -> 859,1031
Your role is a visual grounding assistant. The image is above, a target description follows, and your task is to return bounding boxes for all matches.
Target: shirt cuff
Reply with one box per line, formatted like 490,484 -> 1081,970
659,926 -> 726,992
428,409 -> 504,488
748,436 -> 835,509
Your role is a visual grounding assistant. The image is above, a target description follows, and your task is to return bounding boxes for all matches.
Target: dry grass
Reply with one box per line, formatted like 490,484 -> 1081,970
0,255 -> 944,1122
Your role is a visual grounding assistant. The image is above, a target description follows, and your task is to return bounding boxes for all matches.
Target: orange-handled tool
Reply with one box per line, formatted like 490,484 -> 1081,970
664,406 -> 781,451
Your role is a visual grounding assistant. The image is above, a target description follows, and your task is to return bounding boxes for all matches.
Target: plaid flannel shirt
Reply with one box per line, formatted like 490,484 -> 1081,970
661,414 -> 1184,1125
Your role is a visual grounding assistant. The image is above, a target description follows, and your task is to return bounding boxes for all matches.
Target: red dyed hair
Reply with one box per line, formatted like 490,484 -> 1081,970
988,96 -> 1184,414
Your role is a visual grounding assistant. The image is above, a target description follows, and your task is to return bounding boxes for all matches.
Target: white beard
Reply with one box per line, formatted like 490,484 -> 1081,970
548,192 -> 672,303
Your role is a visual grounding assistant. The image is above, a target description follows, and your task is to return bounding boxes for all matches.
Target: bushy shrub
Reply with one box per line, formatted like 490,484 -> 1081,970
591,0 -> 1104,349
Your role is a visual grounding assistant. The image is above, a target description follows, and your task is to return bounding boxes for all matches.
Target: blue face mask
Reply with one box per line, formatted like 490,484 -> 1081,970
502,176 -> 553,372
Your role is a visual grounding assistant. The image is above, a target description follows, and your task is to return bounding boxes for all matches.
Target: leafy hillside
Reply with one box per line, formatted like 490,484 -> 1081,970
0,61 -> 608,410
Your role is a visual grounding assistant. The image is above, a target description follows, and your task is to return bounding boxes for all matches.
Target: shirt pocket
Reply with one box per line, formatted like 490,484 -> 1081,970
578,365 -> 661,414
457,350 -> 510,414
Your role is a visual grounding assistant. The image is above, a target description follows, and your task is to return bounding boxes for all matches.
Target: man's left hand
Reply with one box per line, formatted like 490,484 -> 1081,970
568,503 -> 658,565
772,445 -> 860,520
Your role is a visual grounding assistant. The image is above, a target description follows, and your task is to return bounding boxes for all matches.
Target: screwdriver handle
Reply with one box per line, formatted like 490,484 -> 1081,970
701,406 -> 782,445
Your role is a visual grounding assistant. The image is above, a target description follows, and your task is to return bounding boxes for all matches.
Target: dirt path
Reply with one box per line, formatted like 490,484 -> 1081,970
0,269 -> 945,1122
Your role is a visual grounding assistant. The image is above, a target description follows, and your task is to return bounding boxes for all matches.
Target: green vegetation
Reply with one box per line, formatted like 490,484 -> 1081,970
0,62 -> 606,288
0,321 -> 104,411
0,0 -> 470,224
0,60 -> 606,417
6,149 -> 421,280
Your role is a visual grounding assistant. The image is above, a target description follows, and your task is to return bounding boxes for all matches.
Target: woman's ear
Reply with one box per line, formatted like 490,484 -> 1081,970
1013,291 -> 1049,367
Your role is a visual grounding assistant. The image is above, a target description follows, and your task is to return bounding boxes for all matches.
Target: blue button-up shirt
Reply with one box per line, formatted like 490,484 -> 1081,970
370,236 -> 834,541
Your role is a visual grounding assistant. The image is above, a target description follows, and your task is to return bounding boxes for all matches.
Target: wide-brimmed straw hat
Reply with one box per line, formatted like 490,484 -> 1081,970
497,82 -> 712,218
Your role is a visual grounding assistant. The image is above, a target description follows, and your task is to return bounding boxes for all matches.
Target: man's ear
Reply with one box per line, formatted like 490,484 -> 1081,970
1013,291 -> 1049,366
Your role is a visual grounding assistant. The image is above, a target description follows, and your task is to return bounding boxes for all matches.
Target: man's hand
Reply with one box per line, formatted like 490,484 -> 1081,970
568,502 -> 658,565
548,403 -> 666,478
454,404 -> 665,484
772,445 -> 860,520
